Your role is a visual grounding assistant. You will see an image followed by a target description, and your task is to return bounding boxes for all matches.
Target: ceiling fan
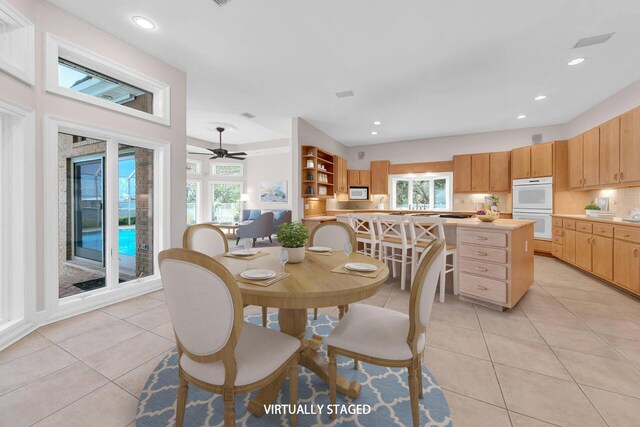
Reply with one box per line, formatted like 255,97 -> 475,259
189,127 -> 247,160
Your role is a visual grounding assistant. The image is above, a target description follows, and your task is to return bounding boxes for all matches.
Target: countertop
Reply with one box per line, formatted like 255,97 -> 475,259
552,214 -> 640,228
326,209 -> 512,215
303,215 -> 535,230
301,216 -> 338,221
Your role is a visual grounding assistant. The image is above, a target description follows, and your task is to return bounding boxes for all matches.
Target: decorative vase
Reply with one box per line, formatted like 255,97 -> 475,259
285,247 -> 305,263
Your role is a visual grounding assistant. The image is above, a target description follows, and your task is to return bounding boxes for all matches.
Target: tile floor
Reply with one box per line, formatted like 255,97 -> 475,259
1,256 -> 640,426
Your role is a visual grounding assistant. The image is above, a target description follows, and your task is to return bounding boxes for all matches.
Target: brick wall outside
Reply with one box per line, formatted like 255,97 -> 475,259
134,147 -> 154,278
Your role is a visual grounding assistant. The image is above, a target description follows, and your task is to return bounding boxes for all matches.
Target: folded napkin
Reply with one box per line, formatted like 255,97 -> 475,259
235,272 -> 290,287
223,251 -> 269,260
330,263 -> 384,278
305,249 -> 336,256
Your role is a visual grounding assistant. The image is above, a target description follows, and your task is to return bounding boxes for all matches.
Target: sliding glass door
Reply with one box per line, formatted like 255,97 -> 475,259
72,157 -> 104,263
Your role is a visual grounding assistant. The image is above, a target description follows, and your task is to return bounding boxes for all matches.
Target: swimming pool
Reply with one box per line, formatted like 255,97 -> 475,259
81,228 -> 136,256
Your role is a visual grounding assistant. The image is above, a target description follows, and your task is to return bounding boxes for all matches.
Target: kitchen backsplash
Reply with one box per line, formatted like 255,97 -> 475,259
589,188 -> 640,217
328,192 -> 512,212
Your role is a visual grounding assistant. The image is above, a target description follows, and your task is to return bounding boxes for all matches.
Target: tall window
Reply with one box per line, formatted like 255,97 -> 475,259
186,181 -> 200,225
210,182 -> 242,223
390,173 -> 452,210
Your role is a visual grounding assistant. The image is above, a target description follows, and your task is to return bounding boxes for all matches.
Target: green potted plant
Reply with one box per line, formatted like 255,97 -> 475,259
585,204 -> 601,217
488,194 -> 500,211
276,222 -> 309,263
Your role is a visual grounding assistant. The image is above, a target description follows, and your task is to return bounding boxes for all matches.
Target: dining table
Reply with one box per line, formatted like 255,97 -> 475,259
213,246 -> 390,417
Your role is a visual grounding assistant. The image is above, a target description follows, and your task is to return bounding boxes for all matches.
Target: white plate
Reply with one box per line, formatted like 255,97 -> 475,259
308,246 -> 332,253
231,249 -> 259,256
344,263 -> 378,272
240,269 -> 276,280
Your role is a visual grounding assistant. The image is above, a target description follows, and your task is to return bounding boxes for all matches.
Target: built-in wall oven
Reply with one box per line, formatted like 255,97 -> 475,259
512,177 -> 553,239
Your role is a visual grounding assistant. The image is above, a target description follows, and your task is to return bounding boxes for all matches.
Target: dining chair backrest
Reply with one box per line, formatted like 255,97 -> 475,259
376,214 -> 408,245
408,239 -> 445,352
349,213 -> 376,240
310,221 -> 357,250
183,224 -> 229,257
158,248 -> 243,360
408,216 -> 445,246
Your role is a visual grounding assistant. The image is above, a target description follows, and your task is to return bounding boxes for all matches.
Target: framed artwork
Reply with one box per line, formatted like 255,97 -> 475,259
261,180 -> 287,203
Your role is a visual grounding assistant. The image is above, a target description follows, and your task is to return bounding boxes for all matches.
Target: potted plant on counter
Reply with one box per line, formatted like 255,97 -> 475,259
585,204 -> 601,217
276,222 -> 309,263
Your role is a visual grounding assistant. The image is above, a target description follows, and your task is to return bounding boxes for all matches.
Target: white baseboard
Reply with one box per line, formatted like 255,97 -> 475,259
0,319 -> 37,352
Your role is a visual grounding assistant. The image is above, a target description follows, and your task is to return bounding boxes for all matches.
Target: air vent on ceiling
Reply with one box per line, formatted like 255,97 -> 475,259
357,151 -> 365,160
212,0 -> 231,6
241,112 -> 255,119
573,32 -> 615,49
532,134 -> 543,144
335,90 -> 355,98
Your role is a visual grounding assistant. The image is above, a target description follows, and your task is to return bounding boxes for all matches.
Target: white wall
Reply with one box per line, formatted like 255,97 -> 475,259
244,150 -> 293,211
0,0 -> 187,314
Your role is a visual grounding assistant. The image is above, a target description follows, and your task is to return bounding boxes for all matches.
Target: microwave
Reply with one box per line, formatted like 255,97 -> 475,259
349,186 -> 369,200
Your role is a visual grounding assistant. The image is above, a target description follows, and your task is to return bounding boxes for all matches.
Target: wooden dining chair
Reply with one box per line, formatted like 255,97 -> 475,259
183,224 -> 269,327
309,221 -> 357,320
327,239 -> 444,427
408,216 -> 458,303
158,248 -> 300,427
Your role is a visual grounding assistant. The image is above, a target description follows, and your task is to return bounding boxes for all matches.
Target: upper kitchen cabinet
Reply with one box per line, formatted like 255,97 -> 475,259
599,117 -> 621,185
511,142 -> 553,179
490,151 -> 511,192
531,143 -> 554,177
583,127 -> 600,187
348,169 -> 371,187
568,135 -> 584,188
334,155 -> 348,193
511,147 -> 531,179
453,155 -> 472,192
471,153 -> 490,192
620,106 -> 640,184
370,160 -> 390,194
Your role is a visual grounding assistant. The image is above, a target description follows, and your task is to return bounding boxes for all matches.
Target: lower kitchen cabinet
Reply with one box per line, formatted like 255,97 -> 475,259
575,231 -> 592,271
563,229 -> 576,264
614,239 -> 640,293
592,235 -> 613,281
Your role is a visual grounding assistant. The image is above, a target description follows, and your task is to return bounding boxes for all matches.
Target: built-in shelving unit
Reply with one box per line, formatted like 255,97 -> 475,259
301,145 -> 334,198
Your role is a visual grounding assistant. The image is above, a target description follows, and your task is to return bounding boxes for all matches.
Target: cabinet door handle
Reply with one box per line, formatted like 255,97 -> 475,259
614,173 -> 618,181
587,237 -> 591,244
592,238 -> 596,246
620,172 -> 625,181
475,266 -> 488,272
622,233 -> 631,237
634,248 -> 639,257
475,285 -> 488,290
475,251 -> 488,256
474,236 -> 488,241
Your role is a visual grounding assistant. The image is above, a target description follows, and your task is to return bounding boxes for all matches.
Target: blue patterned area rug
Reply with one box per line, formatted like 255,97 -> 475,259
136,313 -> 452,426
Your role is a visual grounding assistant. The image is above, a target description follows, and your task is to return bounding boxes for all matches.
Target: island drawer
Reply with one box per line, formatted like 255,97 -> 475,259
460,273 -> 507,304
459,259 -> 507,280
552,226 -> 564,237
552,235 -> 563,245
576,221 -> 592,233
563,219 -> 576,229
614,226 -> 640,244
458,230 -> 507,248
593,224 -> 614,238
552,217 -> 563,227
459,244 -> 507,264
552,244 -> 563,258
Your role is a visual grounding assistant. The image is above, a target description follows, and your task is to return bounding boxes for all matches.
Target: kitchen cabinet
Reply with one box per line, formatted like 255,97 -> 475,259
471,153 -> 490,192
592,235 -> 613,280
348,169 -> 371,187
599,117 -> 620,185
453,155 -> 472,192
575,231 -> 592,271
531,143 -> 554,177
370,160 -> 389,194
613,239 -> 640,293
563,229 -> 576,264
568,135 -> 584,188
489,152 -> 511,192
582,127 -> 600,187
620,106 -> 640,183
511,147 -> 531,179
333,156 -> 348,193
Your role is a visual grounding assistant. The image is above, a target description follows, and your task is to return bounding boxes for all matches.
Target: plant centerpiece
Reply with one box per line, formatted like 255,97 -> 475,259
585,204 -> 601,217
488,194 -> 500,211
276,222 -> 309,263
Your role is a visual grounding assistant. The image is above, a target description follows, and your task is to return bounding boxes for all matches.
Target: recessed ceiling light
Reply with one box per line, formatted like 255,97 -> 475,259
132,16 -> 156,30
568,57 -> 585,66
335,90 -> 354,98
534,95 -> 547,101
516,115 -> 527,119
373,121 -> 382,126
371,131 -> 378,135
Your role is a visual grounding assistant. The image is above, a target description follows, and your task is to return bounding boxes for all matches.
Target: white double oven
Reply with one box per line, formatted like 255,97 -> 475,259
512,177 -> 553,240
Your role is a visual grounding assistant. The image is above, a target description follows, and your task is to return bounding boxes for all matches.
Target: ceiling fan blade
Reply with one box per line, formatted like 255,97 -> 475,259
226,155 -> 246,160
226,152 -> 247,156
188,152 -> 213,155
210,155 -> 220,159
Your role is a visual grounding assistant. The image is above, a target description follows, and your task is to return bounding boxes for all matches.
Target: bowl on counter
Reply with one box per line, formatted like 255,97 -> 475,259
476,213 -> 499,222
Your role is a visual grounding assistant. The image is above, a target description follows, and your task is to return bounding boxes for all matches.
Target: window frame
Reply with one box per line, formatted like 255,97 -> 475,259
186,180 -> 201,225
389,172 -> 452,211
209,180 -> 243,223
186,159 -> 202,175
210,162 -> 243,178
44,33 -> 171,126
0,0 -> 35,85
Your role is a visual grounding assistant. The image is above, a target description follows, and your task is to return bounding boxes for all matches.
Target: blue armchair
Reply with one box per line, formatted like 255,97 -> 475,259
236,212 -> 275,246
273,210 -> 292,234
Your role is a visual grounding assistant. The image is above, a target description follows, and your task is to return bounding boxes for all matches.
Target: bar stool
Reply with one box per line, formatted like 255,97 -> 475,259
376,214 -> 413,290
348,213 -> 379,257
